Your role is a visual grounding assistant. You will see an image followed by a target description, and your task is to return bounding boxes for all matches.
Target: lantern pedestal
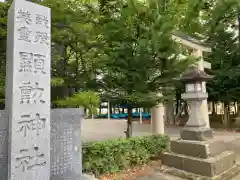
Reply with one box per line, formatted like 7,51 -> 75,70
182,92 -> 208,127
162,135 -> 237,178
180,127 -> 213,141
162,69 -> 239,179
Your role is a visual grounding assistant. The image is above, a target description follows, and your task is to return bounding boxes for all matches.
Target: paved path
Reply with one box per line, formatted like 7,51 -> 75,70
226,139 -> 240,180
82,119 -> 240,143
82,119 -> 240,179
137,172 -> 186,180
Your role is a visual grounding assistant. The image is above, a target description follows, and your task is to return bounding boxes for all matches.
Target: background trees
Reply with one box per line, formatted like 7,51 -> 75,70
0,2 -> 9,105
203,0 -> 240,126
0,0 -> 240,133
98,0 -> 193,137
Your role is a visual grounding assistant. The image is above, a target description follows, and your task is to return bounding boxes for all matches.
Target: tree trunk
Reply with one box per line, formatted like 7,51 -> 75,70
176,99 -> 179,115
236,102 -> 240,117
212,101 -> 216,115
84,108 -> 89,118
126,107 -> 133,138
110,102 -> 113,114
174,100 -> 179,125
234,101 -> 240,127
175,101 -> 183,122
223,102 -> 230,127
175,101 -> 188,125
183,102 -> 189,116
165,102 -> 174,124
234,102 -> 237,115
238,12 -> 240,49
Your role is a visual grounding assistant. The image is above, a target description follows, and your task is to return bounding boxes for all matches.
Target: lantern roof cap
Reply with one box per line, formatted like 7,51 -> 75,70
180,68 -> 213,83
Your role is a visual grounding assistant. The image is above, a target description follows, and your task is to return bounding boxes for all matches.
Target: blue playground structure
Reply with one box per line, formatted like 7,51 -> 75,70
96,112 -> 151,119
95,103 -> 151,119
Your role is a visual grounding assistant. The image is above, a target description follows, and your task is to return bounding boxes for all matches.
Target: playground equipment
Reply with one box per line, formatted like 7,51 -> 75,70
95,112 -> 151,119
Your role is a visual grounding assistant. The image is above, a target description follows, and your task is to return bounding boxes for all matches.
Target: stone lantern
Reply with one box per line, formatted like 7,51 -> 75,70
180,68 -> 213,139
162,68 -> 238,179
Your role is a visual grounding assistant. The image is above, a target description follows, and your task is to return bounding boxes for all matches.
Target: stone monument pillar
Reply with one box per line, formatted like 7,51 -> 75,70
151,103 -> 165,134
162,69 -> 238,179
151,93 -> 165,134
6,0 -> 51,179
139,108 -> 143,124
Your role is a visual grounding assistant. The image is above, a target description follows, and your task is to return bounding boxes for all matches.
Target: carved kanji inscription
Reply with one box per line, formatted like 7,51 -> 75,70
16,9 -> 32,25
17,113 -> 46,137
34,54 -> 46,74
19,81 -> 45,104
34,31 -> 50,45
19,52 -> 46,74
18,26 -> 32,42
15,146 -> 46,172
36,14 -> 49,28
19,52 -> 33,72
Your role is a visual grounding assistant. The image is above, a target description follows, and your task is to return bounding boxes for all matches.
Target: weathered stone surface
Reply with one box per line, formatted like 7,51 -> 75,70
51,108 -> 84,180
180,127 -> 213,141
6,0 -> 51,179
207,139 -> 226,158
170,138 -> 225,159
182,93 -> 208,127
0,111 -> 7,180
210,151 -> 236,176
0,109 -> 84,180
162,151 -> 236,177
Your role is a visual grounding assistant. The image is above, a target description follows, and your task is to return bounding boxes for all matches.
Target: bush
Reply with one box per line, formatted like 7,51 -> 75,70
82,135 -> 169,176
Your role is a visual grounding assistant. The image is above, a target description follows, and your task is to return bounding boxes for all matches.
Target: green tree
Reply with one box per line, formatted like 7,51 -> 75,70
202,0 -> 240,125
100,0 -> 192,138
0,0 -> 102,106
166,0 -> 240,126
56,90 -> 100,117
41,0 -> 103,102
0,2 -> 9,104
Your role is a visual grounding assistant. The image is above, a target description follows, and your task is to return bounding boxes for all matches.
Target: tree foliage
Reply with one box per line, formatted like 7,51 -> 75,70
100,0 -> 192,106
180,0 -> 240,124
1,0 -> 239,128
0,2 -> 9,101
205,0 -> 240,103
98,0 -> 194,137
56,91 -> 100,115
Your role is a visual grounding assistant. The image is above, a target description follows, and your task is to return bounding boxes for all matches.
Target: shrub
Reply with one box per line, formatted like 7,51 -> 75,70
82,135 -> 169,176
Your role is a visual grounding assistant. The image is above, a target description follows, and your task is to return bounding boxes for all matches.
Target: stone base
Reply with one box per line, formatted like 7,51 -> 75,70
170,138 -> 225,159
160,164 -> 240,180
162,151 -> 236,177
180,127 -> 213,141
